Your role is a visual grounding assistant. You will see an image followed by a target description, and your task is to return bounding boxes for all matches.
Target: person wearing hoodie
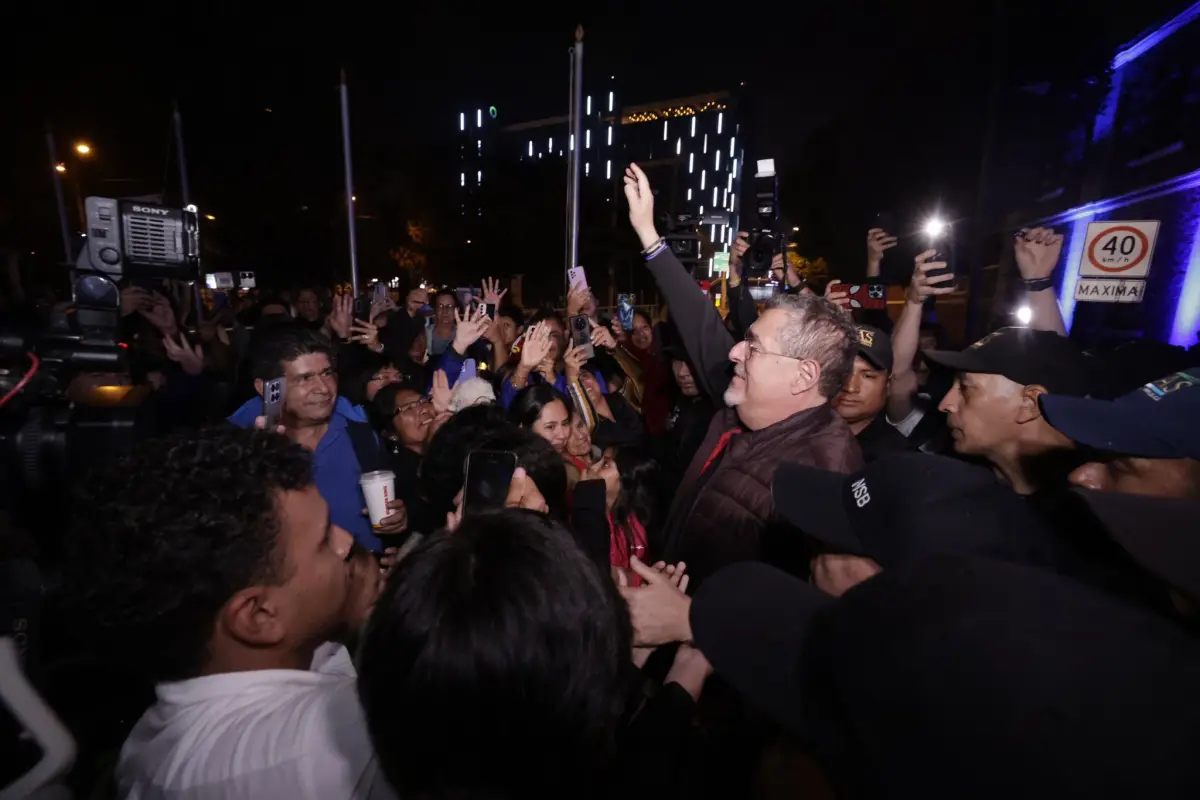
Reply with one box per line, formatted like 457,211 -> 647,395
228,326 -> 405,552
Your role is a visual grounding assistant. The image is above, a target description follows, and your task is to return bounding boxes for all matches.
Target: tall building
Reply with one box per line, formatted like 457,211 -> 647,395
452,83 -> 745,304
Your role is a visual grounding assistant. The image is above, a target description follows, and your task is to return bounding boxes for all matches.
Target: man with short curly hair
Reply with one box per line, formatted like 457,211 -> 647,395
64,426 -> 394,799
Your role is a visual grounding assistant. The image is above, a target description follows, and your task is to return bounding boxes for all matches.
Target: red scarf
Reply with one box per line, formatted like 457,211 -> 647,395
608,513 -> 649,585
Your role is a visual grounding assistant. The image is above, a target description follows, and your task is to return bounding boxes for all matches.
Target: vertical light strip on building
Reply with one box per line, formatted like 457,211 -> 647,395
732,159 -> 738,178
715,151 -> 721,170
676,138 -> 681,155
717,112 -> 723,134
460,173 -> 465,186
587,96 -> 592,114
729,137 -> 736,157
528,141 -> 534,157
1170,197 -> 1200,346
691,117 -> 696,137
722,189 -> 727,206
1059,214 -> 1093,332
459,113 -> 465,131
730,195 -> 736,212
477,170 -> 482,184
712,187 -> 718,206
569,134 -> 574,151
606,160 -> 611,179
663,121 -> 668,141
476,109 -> 482,127
711,224 -> 717,241
608,91 -> 613,111
688,153 -> 694,173
687,188 -> 693,201
607,126 -> 613,145
701,170 -> 706,190
586,130 -> 591,148
585,162 -> 590,176
727,174 -> 733,191
703,134 -> 708,154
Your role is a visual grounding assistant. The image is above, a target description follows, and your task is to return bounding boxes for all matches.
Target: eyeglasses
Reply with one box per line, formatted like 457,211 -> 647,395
742,331 -> 802,361
394,396 -> 433,418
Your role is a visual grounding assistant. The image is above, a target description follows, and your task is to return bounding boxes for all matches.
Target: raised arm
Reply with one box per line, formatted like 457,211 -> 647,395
624,163 -> 734,405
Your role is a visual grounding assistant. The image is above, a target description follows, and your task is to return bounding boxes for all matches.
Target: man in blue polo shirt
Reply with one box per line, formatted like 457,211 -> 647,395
229,326 -> 405,551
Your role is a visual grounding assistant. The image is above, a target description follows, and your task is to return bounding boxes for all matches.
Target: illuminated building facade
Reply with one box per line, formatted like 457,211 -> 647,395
982,2 -> 1200,346
453,83 -> 745,300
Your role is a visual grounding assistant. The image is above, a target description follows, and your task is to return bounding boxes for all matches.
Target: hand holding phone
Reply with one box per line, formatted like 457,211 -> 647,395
568,267 -> 589,292
263,377 -> 286,430
568,314 -> 595,360
617,294 -> 635,330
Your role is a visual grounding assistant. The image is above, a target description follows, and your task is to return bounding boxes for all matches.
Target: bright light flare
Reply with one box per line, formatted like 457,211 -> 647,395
1015,305 -> 1033,325
924,218 -> 946,238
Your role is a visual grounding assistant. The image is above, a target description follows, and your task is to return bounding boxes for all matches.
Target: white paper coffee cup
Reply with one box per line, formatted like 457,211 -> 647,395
360,470 -> 396,528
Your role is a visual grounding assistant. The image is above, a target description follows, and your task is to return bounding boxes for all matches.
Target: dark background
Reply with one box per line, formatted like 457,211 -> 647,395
1,0 -> 1187,294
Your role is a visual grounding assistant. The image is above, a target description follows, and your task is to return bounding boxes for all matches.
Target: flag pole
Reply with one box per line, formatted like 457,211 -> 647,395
339,68 -> 360,296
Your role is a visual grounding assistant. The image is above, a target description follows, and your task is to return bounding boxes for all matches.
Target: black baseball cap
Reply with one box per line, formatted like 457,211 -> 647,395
1040,368 -> 1200,460
853,324 -> 893,372
923,327 -> 1091,396
1074,488 -> 1200,599
690,555 -> 1200,797
770,452 -> 1059,569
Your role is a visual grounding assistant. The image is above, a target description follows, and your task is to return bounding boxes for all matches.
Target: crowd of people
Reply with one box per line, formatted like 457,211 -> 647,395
11,162 -> 1200,798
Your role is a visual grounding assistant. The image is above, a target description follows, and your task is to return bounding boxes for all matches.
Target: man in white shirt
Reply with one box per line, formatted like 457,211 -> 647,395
67,427 -> 395,799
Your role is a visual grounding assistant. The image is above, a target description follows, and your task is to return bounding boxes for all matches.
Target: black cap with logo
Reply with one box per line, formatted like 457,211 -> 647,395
853,325 -> 893,372
770,452 -> 1059,569
923,327 -> 1091,396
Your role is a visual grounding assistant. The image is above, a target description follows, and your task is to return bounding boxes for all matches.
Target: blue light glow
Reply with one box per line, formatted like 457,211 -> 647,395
1112,2 -> 1200,69
1170,197 -> 1200,346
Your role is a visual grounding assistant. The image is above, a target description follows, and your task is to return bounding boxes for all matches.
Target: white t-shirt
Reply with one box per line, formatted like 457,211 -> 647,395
117,643 -> 396,800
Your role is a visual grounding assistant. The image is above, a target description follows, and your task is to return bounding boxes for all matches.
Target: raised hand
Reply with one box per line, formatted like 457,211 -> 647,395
589,318 -> 616,350
623,163 -> 659,248
351,319 -> 382,351
1014,227 -> 1064,281
481,276 -> 508,305
519,322 -> 553,369
566,285 -> 592,318
907,250 -> 957,305
452,302 -> 491,354
824,279 -> 851,311
867,228 -> 898,270
162,332 -> 204,376
139,292 -> 178,335
328,293 -> 353,339
503,466 -> 549,513
563,345 -> 586,383
430,369 -> 453,415
370,293 -> 396,323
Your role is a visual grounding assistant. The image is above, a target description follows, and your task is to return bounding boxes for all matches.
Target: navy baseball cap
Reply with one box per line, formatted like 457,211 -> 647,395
690,555 -> 1200,796
924,327 -> 1091,396
854,325 -> 893,372
770,453 -> 1059,569
1040,368 -> 1200,460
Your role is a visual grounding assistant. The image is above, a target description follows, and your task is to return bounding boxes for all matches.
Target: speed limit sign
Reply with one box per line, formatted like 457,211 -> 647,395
1078,220 -> 1160,278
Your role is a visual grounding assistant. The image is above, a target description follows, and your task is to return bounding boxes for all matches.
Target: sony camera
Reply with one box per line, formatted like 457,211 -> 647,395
0,198 -> 202,514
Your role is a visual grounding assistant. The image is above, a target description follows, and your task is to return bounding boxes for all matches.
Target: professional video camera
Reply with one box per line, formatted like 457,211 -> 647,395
742,159 -> 782,278
0,197 -> 201,508
661,212 -> 703,272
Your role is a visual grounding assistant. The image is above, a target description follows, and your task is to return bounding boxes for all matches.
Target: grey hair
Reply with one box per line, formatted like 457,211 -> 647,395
763,293 -> 858,398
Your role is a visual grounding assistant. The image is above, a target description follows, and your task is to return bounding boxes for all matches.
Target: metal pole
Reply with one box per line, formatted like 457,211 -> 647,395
567,26 -> 584,279
173,101 -> 204,323
564,46 -> 575,284
339,68 -> 361,297
45,128 -> 72,263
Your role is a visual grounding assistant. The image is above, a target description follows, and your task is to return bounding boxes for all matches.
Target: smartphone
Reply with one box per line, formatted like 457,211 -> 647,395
568,267 -> 589,292
568,314 -> 594,360
463,450 -> 519,515
484,302 -> 496,319
353,295 -> 372,323
926,250 -> 955,287
846,283 -> 887,310
263,377 -> 286,430
616,294 -> 635,330
373,283 -> 388,303
460,358 -> 478,383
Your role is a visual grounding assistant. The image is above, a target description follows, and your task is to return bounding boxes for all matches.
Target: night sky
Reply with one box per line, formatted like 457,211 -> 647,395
2,0 -> 1187,290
